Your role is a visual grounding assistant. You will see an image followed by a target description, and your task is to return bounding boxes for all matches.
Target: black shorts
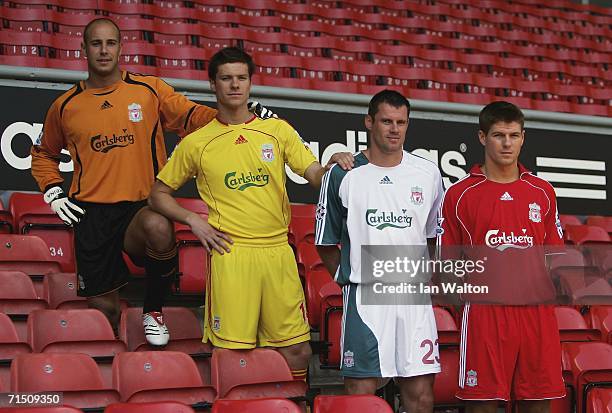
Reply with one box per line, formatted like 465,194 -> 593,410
73,200 -> 147,297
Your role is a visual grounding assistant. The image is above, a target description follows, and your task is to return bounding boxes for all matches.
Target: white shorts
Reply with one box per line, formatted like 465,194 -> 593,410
340,283 -> 441,378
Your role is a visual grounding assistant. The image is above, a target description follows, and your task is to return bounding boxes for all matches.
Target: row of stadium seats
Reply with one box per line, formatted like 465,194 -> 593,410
0,3 -> 610,116
1,7 -> 609,63
3,0 -> 611,42
3,30 -> 609,94
8,0 -> 612,20
2,307 -> 610,413
0,193 -> 324,294
1,350 -> 305,408
1,194 -> 610,303
1,395 -> 396,413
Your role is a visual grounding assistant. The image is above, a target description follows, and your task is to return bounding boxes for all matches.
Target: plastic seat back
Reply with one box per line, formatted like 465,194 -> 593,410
212,398 -> 302,413
304,269 -> 334,329
0,270 -> 48,314
211,348 -> 307,399
555,306 -> 601,341
43,272 -> 87,309
11,352 -> 120,408
588,306 -> 612,344
27,309 -> 124,354
112,351 -> 215,404
434,307 -> 459,346
319,282 -> 343,368
9,192 -> 75,272
313,394 -> 393,413
105,401 -> 196,413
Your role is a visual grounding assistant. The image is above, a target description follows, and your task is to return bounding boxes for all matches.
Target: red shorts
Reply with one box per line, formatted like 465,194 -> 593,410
457,304 -> 565,401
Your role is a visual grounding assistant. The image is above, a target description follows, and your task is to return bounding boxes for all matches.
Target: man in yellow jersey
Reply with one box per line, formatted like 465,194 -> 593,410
149,47 -> 354,380
30,18 -> 276,346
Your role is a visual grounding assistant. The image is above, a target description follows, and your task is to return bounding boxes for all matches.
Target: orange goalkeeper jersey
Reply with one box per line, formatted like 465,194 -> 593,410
31,71 -> 217,203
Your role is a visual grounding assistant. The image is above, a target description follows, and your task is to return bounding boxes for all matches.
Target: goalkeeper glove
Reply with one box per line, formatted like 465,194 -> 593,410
43,186 -> 85,226
248,101 -> 278,119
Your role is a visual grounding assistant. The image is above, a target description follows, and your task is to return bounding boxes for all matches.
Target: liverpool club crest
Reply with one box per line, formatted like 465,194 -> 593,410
529,202 -> 541,223
411,186 -> 424,206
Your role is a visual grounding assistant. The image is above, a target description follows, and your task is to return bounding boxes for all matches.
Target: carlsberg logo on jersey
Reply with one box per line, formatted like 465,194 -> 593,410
485,229 -> 534,251
366,209 -> 412,230
90,130 -> 135,153
224,169 -> 270,191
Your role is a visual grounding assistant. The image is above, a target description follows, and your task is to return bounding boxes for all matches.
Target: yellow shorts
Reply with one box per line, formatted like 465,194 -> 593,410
203,243 -> 310,349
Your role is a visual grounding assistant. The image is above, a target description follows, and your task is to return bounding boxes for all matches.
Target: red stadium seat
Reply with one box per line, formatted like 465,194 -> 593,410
550,248 -> 588,270
42,272 -> 130,310
562,341 -> 612,413
176,239 -> 209,294
319,281 -> 343,368
588,306 -> 612,344
304,269 -> 334,329
119,306 -> 212,383
554,306 -> 601,342
313,394 -> 393,413
0,199 -> 12,234
0,270 -> 48,314
434,307 -> 460,346
211,348 -> 307,399
587,216 -> 612,235
119,306 -> 207,351
565,225 -> 611,245
105,401 -> 196,413
434,348 -> 461,407
9,192 -> 75,272
0,233 -> 54,261
27,308 -> 126,386
7,408 -> 83,413
0,270 -> 48,341
27,308 -> 124,353
0,234 -> 62,297
112,351 -> 216,405
174,197 -> 209,240
290,203 -> 316,218
558,268 -> 612,305
11,352 -> 120,409
212,398 -> 302,413
42,272 -> 86,309
289,215 -> 316,246
585,387 -> 612,413
297,242 -> 325,275
0,312 -> 31,395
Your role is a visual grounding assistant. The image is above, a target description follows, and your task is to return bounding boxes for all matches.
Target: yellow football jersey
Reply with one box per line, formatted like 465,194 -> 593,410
157,115 -> 317,245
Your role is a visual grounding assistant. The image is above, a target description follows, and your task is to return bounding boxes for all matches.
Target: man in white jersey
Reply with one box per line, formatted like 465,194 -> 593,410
316,90 -> 443,413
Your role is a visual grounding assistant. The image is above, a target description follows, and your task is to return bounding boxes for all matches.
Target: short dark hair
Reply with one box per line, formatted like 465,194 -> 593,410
83,18 -> 121,44
368,89 -> 410,119
479,101 -> 525,134
208,47 -> 255,80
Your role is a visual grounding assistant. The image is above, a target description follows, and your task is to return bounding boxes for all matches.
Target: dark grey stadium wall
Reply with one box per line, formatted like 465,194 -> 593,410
0,85 -> 610,216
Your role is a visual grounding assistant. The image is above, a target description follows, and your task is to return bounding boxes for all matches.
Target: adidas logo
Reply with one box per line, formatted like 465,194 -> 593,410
500,192 -> 513,201
379,176 -> 393,185
234,135 -> 248,145
100,100 -> 113,110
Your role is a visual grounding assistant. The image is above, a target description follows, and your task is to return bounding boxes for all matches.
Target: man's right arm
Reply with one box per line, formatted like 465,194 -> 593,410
317,245 -> 341,278
314,166 -> 346,280
148,181 -> 233,254
31,101 -> 85,226
31,102 -> 65,193
151,138 -> 232,254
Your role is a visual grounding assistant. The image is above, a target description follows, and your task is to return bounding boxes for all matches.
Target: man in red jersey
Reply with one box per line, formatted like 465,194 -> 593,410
438,101 -> 565,413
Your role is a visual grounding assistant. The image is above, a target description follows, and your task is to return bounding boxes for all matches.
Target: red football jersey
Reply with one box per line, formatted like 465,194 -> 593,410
438,164 -> 563,304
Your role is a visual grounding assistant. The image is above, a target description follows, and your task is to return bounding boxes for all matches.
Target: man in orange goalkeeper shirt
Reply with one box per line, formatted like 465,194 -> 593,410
31,18 -> 277,346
